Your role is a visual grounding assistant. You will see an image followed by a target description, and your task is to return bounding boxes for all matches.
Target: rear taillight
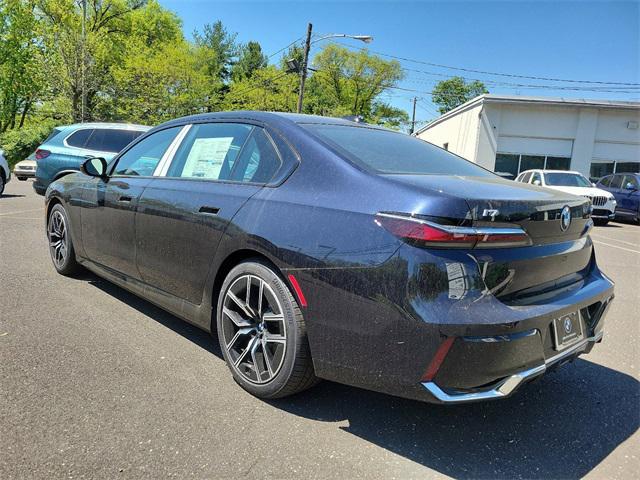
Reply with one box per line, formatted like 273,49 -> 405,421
375,213 -> 531,249
35,149 -> 50,160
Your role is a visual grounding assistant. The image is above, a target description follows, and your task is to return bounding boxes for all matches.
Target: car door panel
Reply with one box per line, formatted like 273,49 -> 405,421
77,126 -> 183,279
81,177 -> 153,279
135,179 -> 261,304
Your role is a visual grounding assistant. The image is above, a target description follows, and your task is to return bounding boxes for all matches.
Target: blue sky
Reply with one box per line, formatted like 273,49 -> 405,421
159,0 -> 639,124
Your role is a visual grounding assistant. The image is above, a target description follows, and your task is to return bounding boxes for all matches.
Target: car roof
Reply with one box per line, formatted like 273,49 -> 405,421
57,122 -> 150,132
154,111 -> 383,131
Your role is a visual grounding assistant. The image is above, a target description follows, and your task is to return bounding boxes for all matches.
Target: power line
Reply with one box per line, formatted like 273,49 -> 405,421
402,76 -> 640,94
266,36 -> 305,60
335,40 -> 640,87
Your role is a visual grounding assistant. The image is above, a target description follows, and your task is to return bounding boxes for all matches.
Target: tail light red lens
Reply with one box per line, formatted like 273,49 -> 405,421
35,149 -> 50,160
375,213 -> 531,249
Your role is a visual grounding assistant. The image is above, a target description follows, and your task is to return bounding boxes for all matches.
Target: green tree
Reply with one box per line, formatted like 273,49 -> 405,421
108,41 -> 208,124
431,76 -> 488,114
224,65 -> 298,112
305,44 -> 404,121
193,20 -> 238,111
37,0 -> 149,122
369,102 -> 409,129
0,0 -> 48,132
232,41 -> 267,81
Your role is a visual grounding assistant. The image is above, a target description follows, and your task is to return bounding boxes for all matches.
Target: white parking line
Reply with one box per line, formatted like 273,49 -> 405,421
0,208 -> 43,217
593,240 -> 640,255
591,234 -> 639,248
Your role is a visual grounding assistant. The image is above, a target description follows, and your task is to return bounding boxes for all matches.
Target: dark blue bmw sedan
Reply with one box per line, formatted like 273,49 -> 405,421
43,112 -> 614,404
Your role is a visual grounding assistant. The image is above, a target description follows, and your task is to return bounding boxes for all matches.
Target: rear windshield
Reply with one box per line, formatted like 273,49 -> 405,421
44,128 -> 62,143
544,172 -> 591,187
301,124 -> 493,177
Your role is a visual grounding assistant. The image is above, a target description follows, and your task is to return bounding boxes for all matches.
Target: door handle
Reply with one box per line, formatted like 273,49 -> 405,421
199,206 -> 220,215
119,195 -> 132,203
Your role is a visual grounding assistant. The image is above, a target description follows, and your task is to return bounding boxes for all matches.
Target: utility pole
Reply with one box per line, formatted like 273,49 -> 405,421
409,97 -> 417,134
296,23 -> 313,114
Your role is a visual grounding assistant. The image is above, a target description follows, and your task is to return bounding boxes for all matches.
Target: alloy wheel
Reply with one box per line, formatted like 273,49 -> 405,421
221,275 -> 287,384
48,210 -> 68,269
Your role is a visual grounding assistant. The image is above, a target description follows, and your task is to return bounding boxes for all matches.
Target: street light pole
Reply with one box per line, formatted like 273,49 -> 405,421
296,23 -> 313,114
295,26 -> 373,114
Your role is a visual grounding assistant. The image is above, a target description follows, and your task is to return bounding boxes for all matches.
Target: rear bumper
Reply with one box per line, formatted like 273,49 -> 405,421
33,177 -> 47,195
14,168 -> 35,178
423,319 -> 608,404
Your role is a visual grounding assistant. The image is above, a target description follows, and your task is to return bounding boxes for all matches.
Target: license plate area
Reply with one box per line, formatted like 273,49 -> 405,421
552,311 -> 584,351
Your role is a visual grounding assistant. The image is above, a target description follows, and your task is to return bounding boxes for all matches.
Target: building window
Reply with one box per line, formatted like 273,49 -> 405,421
495,153 -> 571,176
590,161 -> 639,180
495,153 -> 520,177
520,155 -> 545,172
546,156 -> 571,170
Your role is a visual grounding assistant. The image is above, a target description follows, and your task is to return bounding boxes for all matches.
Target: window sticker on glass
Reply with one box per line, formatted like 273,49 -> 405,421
182,137 -> 234,178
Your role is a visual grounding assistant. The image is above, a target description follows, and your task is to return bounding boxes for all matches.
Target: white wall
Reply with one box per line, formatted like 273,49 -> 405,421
417,103 -> 482,161
419,99 -> 640,177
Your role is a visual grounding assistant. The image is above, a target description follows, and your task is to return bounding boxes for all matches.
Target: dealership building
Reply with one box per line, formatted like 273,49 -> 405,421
415,94 -> 640,179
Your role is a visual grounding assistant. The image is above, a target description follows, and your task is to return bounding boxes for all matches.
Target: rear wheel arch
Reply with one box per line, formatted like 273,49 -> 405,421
46,197 -> 63,226
210,249 -> 285,334
53,170 -> 77,181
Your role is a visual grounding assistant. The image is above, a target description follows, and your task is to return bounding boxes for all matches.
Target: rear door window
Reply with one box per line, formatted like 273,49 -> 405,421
85,129 -> 145,153
229,128 -> 281,183
167,123 -> 269,182
65,129 -> 93,148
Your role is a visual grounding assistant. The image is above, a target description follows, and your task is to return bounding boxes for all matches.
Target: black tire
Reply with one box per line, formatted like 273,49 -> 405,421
0,173 -> 5,195
593,218 -> 609,226
47,203 -> 81,276
216,260 -> 317,399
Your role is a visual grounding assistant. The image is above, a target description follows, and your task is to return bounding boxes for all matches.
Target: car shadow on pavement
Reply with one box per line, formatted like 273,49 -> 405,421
85,273 -> 223,359
84,272 -> 638,479
0,194 -> 26,199
272,359 -> 639,479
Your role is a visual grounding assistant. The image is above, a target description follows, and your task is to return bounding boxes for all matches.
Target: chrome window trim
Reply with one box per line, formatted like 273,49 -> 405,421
154,125 -> 192,177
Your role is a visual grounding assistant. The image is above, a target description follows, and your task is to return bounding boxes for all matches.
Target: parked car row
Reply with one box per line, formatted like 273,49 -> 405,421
515,169 -> 617,225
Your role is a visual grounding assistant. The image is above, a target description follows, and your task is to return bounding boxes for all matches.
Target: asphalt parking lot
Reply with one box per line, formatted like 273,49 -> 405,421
1,178 -> 638,479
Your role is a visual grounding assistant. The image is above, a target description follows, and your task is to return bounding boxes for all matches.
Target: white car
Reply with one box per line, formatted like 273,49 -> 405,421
515,169 -> 616,225
0,149 -> 11,196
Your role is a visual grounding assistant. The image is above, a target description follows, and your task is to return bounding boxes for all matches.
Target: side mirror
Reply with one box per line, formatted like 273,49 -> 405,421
592,183 -> 597,187
533,179 -> 541,186
80,157 -> 107,178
